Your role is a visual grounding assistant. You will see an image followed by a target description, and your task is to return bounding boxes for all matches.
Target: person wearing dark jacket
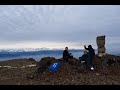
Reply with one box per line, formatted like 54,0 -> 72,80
84,45 -> 95,70
79,50 -> 91,65
63,47 -> 71,62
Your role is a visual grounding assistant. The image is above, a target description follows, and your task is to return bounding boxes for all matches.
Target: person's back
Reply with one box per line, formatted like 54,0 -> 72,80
63,47 -> 70,62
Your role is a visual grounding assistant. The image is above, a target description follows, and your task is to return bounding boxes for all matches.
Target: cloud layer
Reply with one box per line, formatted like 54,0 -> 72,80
0,5 -> 120,49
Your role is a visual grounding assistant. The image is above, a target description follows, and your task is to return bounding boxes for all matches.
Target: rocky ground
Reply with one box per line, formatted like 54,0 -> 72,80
0,55 -> 120,85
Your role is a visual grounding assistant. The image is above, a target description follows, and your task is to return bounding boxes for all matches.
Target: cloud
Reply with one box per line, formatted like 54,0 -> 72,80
0,5 -> 120,49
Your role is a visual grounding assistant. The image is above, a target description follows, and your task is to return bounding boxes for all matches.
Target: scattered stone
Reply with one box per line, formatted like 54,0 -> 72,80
95,73 -> 100,76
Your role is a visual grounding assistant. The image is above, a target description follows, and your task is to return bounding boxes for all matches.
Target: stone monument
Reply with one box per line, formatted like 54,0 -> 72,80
96,35 -> 106,57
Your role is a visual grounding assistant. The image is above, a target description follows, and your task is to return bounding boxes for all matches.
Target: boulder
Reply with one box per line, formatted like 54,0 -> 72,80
37,57 -> 59,67
28,58 -> 36,62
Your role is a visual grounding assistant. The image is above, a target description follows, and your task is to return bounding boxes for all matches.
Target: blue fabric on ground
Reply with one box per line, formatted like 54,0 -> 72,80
49,62 -> 61,72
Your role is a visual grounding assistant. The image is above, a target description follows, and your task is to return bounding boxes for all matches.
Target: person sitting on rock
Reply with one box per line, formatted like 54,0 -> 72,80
79,50 -> 91,65
63,47 -> 73,62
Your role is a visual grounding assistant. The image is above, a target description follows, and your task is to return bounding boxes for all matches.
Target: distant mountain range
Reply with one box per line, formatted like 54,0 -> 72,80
0,48 -> 119,59
0,48 -> 81,52
0,48 -> 51,52
0,48 -> 83,58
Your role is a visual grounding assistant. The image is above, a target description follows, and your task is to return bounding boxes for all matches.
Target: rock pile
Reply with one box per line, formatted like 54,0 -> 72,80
37,57 -> 58,67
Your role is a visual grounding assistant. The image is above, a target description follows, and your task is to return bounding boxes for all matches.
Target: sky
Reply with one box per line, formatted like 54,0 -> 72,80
0,5 -> 120,51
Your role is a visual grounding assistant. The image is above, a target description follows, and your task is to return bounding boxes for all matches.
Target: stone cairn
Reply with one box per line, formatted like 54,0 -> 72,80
96,35 -> 106,57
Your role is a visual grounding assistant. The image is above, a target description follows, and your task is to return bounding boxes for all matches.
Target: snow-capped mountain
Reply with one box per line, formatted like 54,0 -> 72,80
0,48 -> 24,52
0,48 -> 51,52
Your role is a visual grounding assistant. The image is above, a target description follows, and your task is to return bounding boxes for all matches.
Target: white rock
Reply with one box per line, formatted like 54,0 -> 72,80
3,66 -> 11,68
11,67 -> 18,68
96,73 -> 100,76
81,61 -> 85,63
91,67 -> 94,70
20,66 -> 26,68
27,64 -> 36,67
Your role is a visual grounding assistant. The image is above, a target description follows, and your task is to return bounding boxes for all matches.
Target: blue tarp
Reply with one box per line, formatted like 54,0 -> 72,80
49,62 -> 61,72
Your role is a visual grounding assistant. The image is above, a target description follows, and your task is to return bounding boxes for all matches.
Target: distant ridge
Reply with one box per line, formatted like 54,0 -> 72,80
0,48 -> 83,52
0,49 -> 83,58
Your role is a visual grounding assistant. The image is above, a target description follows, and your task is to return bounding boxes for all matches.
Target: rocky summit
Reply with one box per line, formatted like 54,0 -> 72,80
0,55 -> 120,85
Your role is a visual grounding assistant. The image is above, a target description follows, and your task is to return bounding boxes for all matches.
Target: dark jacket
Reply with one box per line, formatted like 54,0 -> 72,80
63,50 -> 70,61
79,52 -> 90,64
81,53 -> 89,61
84,46 -> 95,66
84,46 -> 95,56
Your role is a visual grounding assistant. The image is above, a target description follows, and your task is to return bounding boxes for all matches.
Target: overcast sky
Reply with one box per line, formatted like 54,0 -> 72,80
0,5 -> 120,51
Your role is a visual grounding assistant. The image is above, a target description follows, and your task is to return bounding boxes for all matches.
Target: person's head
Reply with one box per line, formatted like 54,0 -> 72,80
65,47 -> 68,50
88,45 -> 92,49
